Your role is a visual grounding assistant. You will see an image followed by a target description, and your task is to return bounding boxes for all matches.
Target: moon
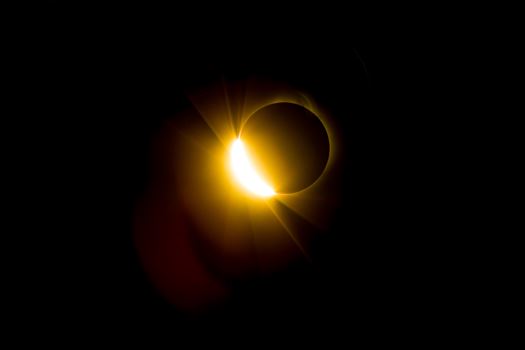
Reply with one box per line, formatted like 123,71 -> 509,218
229,138 -> 276,198
238,102 -> 330,194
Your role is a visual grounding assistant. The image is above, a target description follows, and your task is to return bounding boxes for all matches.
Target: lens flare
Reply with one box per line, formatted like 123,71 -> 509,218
229,138 -> 275,198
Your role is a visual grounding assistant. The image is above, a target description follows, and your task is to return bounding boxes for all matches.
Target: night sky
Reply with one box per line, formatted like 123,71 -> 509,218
18,3 -> 478,343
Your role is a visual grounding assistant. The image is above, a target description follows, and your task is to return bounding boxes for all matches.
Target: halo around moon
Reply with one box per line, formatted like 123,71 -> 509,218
238,102 -> 330,195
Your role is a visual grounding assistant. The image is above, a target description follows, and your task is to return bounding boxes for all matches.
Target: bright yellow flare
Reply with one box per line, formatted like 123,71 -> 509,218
230,138 -> 275,197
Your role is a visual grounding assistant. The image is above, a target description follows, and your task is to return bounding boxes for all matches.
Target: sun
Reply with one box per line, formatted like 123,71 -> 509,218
229,138 -> 276,198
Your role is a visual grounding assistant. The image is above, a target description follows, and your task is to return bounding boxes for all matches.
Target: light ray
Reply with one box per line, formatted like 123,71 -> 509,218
265,200 -> 312,263
186,98 -> 229,147
273,196 -> 325,230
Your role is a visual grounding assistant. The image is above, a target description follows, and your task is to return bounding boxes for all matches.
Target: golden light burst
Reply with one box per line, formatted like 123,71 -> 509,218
178,78 -> 340,264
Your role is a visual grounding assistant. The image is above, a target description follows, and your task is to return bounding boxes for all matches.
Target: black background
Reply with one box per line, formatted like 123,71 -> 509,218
18,3 -> 478,343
